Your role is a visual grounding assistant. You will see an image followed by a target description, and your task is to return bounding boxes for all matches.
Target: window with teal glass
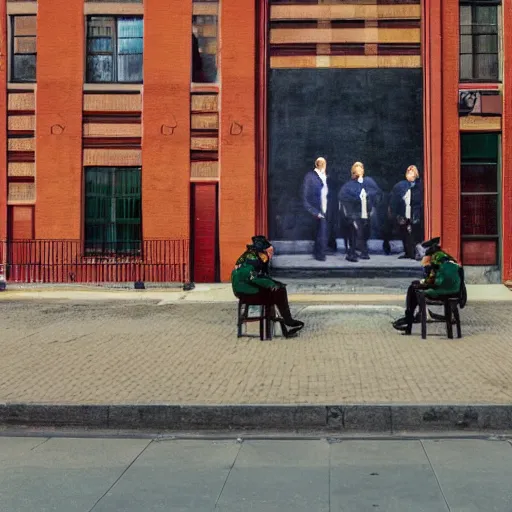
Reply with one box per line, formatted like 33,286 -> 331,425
86,16 -> 143,83
84,167 -> 142,255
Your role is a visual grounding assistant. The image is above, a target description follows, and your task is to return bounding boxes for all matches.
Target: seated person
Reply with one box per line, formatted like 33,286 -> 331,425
231,236 -> 304,338
392,237 -> 463,335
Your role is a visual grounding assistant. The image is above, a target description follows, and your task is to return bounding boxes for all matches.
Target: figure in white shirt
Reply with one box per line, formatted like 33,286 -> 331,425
389,165 -> 424,259
338,162 -> 382,262
302,157 -> 329,261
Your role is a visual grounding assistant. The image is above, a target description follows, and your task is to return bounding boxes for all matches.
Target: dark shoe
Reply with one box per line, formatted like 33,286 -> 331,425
284,318 -> 304,329
392,316 -> 408,331
359,252 -> 370,260
383,240 -> 391,255
314,256 -> 326,262
283,326 -> 302,338
398,254 -> 409,259
346,254 -> 359,263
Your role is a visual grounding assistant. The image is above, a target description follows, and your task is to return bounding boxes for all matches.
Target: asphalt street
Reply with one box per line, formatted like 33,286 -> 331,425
1,434 -> 512,511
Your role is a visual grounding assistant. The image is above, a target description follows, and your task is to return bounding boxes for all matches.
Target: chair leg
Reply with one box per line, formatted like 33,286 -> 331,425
444,302 -> 454,339
237,301 -> 243,337
259,305 -> 265,340
418,294 -> 427,339
452,303 -> 462,338
265,304 -> 273,341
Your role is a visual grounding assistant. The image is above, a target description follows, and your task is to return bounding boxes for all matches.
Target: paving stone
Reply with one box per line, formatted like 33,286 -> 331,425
0,300 -> 512,408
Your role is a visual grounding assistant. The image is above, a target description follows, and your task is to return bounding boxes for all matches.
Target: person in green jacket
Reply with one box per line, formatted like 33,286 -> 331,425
232,236 -> 304,338
393,237 -> 464,335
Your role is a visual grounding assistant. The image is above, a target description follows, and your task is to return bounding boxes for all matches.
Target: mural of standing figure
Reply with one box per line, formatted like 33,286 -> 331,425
302,157 -> 329,261
389,165 -> 424,259
338,162 -> 382,262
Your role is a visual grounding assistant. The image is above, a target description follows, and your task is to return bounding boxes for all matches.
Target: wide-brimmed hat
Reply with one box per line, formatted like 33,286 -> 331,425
249,235 -> 272,252
421,236 -> 441,256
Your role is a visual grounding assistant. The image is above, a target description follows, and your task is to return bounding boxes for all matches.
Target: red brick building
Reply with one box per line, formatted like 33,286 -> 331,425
0,0 -> 511,284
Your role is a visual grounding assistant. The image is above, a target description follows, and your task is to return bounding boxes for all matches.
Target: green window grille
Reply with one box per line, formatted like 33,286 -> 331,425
84,167 -> 142,255
460,133 -> 500,265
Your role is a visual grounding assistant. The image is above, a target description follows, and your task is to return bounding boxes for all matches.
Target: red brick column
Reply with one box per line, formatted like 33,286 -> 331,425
502,0 -> 512,281
422,0 -> 443,240
440,1 -> 461,261
219,0 -> 256,281
35,0 -> 84,239
0,0 -> 8,241
142,0 -> 191,240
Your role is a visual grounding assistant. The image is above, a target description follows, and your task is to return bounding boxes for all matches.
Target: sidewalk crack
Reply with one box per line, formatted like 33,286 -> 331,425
213,439 -> 243,510
420,440 -> 452,512
86,439 -> 153,512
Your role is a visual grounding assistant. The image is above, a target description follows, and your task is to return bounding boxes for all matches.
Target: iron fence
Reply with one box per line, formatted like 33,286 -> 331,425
0,239 -> 190,284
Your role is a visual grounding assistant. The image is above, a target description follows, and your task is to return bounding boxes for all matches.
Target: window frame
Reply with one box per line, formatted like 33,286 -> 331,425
460,132 -> 501,266
83,166 -> 143,256
10,15 -> 37,83
459,0 -> 502,83
85,15 -> 144,85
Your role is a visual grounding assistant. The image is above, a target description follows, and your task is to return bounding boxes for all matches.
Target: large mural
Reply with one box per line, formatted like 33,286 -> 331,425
267,1 -> 424,267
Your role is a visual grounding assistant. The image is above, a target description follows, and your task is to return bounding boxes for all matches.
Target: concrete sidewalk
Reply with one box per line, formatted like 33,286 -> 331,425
1,288 -> 512,431
0,282 -> 511,303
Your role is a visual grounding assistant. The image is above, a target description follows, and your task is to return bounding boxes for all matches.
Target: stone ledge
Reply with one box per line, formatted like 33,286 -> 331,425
1,404 -> 512,432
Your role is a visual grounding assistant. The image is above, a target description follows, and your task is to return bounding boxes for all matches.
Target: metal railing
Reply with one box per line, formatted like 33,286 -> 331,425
0,239 -> 190,284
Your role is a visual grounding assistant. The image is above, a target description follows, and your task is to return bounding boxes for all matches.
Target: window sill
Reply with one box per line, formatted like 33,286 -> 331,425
8,83 -> 36,91
84,83 -> 143,93
459,82 -> 502,90
191,83 -> 220,93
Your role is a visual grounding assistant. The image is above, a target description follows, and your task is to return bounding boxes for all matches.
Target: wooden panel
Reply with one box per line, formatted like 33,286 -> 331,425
83,123 -> 141,137
9,205 -> 34,239
191,161 -> 219,178
83,94 -> 142,112
193,2 -> 218,16
460,116 -> 502,132
8,137 -> 35,151
8,182 -> 35,203
8,162 -> 35,176
271,55 -> 421,68
271,5 -> 421,20
191,137 -> 218,151
192,183 -> 217,282
191,113 -> 219,130
191,94 -> 218,112
13,15 -> 36,36
84,3 -> 144,14
8,115 -> 35,131
83,149 -> 142,166
462,240 -> 497,266
270,28 -> 420,45
6,2 -> 38,15
14,36 -> 36,54
8,92 -> 35,111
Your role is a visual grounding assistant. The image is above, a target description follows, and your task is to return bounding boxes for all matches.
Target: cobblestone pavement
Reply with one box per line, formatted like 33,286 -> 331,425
2,299 -> 512,405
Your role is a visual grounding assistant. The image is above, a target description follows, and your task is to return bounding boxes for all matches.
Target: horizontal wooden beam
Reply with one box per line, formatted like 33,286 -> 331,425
271,27 -> 420,44
460,116 -> 502,131
270,54 -> 421,68
271,4 -> 421,20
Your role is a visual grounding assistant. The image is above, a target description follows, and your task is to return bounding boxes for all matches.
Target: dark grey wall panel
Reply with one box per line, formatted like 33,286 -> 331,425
268,68 -> 424,241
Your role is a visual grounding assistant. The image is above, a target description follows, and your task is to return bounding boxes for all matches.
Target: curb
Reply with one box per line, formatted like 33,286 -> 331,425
2,404 -> 512,432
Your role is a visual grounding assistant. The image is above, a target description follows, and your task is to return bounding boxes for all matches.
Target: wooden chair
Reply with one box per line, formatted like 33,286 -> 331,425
237,299 -> 280,340
415,291 -> 462,339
